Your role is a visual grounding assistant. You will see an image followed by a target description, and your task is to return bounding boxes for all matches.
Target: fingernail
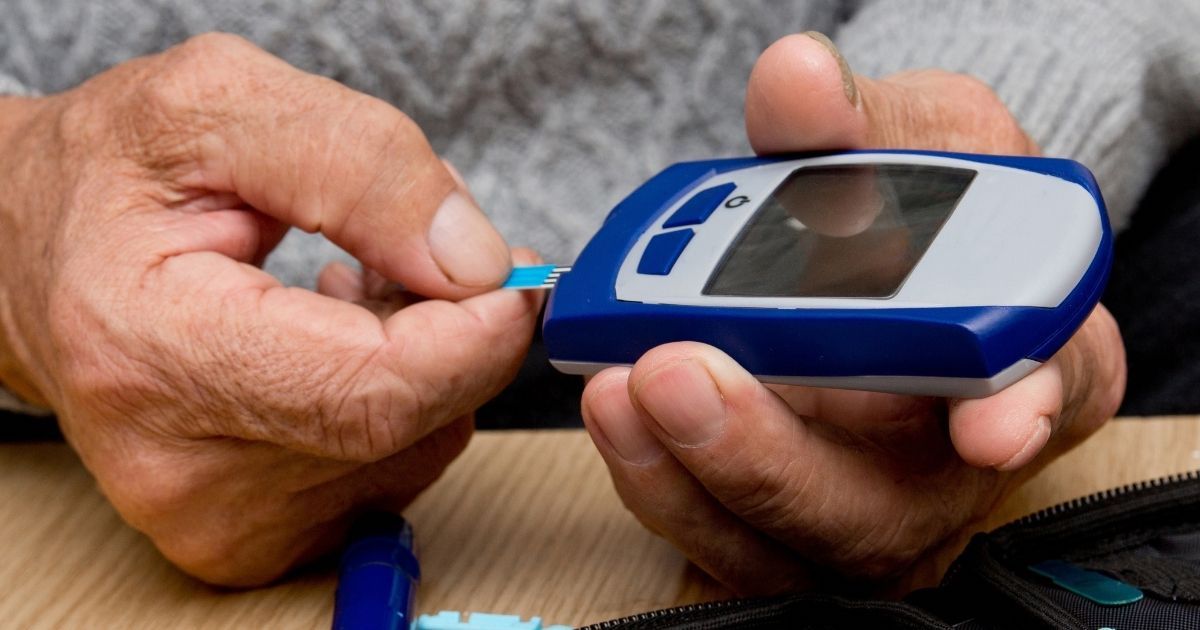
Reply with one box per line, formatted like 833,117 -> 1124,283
442,158 -> 469,190
996,415 -> 1051,471
428,191 -> 512,288
318,262 -> 363,301
327,262 -> 360,288
587,386 -> 666,466
635,360 -> 727,447
803,31 -> 859,108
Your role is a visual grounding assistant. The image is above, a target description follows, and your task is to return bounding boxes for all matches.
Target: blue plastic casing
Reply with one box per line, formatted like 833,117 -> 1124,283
543,151 -> 1112,382
333,513 -> 420,630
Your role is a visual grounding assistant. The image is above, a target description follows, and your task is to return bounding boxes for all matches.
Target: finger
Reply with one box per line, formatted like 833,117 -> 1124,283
625,342 -> 974,578
264,416 -> 473,583
141,34 -> 511,298
360,246 -> 541,307
147,248 -> 542,462
341,415 -> 475,513
317,262 -> 365,301
774,164 -> 884,236
795,228 -> 913,294
948,362 -> 1062,471
745,31 -> 1039,155
139,416 -> 470,586
146,207 -> 283,265
318,262 -> 421,319
582,368 -> 812,594
362,267 -> 394,300
441,158 -> 481,208
950,305 -> 1126,471
278,416 -> 474,528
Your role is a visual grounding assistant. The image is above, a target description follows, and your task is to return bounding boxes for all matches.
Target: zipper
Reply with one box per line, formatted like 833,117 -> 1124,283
576,591 -> 948,629
580,470 -> 1200,630
1004,469 -> 1200,530
973,468 -> 1200,563
578,600 -> 743,630
941,469 -> 1200,629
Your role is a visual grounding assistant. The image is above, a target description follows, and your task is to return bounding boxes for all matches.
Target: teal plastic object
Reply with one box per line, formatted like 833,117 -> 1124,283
1029,559 -> 1144,606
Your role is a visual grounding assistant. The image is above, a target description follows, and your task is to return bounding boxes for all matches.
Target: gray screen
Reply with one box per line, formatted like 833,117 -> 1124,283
703,163 -> 976,298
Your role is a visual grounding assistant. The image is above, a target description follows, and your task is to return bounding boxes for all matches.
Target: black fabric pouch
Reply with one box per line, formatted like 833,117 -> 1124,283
582,471 -> 1200,629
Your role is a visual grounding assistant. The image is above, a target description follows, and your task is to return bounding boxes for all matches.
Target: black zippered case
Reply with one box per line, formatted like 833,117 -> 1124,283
581,471 -> 1200,629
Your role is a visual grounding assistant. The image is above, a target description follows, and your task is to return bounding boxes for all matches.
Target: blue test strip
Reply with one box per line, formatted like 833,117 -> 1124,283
502,265 -> 571,290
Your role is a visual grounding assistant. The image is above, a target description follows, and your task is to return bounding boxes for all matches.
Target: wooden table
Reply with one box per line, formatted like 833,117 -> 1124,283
2,418 -> 1198,628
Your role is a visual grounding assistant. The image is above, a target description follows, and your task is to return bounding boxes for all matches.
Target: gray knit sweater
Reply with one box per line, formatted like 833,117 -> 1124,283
9,0 -> 1200,280
3,0 -> 1200,285
3,1 -> 1200,415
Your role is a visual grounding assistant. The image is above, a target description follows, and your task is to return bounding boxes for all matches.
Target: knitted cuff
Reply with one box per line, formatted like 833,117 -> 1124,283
0,73 -> 38,97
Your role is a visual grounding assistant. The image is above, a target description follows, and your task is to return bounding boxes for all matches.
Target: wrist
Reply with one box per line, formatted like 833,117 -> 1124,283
0,382 -> 52,415
0,95 -> 56,410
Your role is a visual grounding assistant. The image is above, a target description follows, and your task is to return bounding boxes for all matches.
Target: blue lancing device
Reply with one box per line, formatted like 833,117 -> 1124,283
507,150 -> 1112,399
332,513 -> 419,630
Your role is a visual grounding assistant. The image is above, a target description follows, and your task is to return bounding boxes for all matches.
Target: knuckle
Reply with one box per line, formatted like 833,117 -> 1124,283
156,520 -> 281,587
99,451 -> 292,586
175,32 -> 259,58
127,34 -> 267,148
54,91 -> 107,153
908,70 -> 1034,152
955,78 -> 1027,141
329,96 -> 429,184
335,94 -> 431,174
160,534 -> 249,586
160,33 -> 264,87
138,51 -> 219,118
943,71 -> 1002,104
102,454 -> 201,532
295,89 -> 436,236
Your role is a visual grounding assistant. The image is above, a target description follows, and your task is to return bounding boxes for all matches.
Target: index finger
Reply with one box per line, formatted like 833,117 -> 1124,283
141,249 -> 542,462
127,34 -> 510,299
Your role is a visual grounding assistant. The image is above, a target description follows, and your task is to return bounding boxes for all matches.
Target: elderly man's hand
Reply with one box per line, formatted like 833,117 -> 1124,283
0,34 -> 541,586
582,33 -> 1126,595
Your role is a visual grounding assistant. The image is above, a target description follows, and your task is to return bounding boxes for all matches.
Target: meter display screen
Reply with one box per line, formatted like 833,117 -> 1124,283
704,163 -> 976,298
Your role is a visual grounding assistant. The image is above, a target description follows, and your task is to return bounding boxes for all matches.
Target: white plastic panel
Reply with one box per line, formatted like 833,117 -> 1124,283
614,153 -> 1103,310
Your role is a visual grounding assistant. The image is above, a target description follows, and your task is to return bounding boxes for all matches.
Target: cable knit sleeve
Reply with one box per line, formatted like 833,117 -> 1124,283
0,73 -> 36,97
834,0 -> 1200,233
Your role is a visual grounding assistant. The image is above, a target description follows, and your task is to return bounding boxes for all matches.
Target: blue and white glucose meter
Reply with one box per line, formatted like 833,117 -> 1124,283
542,151 -> 1112,398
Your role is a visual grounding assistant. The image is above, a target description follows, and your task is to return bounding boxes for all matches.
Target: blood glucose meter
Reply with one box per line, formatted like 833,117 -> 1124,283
540,150 -> 1112,398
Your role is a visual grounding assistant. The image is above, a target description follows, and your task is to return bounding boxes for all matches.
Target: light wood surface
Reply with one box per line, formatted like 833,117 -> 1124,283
2,418 -> 1198,628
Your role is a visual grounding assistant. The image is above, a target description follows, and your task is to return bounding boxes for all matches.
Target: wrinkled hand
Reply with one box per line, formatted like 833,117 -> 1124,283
582,33 -> 1126,595
0,34 -> 541,586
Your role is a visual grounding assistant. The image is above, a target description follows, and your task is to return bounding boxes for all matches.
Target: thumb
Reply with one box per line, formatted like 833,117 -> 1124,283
137,34 -> 511,300
745,32 -> 1039,156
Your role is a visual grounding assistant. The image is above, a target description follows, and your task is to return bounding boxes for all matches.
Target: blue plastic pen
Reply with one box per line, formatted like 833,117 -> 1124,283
332,512 -> 420,630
